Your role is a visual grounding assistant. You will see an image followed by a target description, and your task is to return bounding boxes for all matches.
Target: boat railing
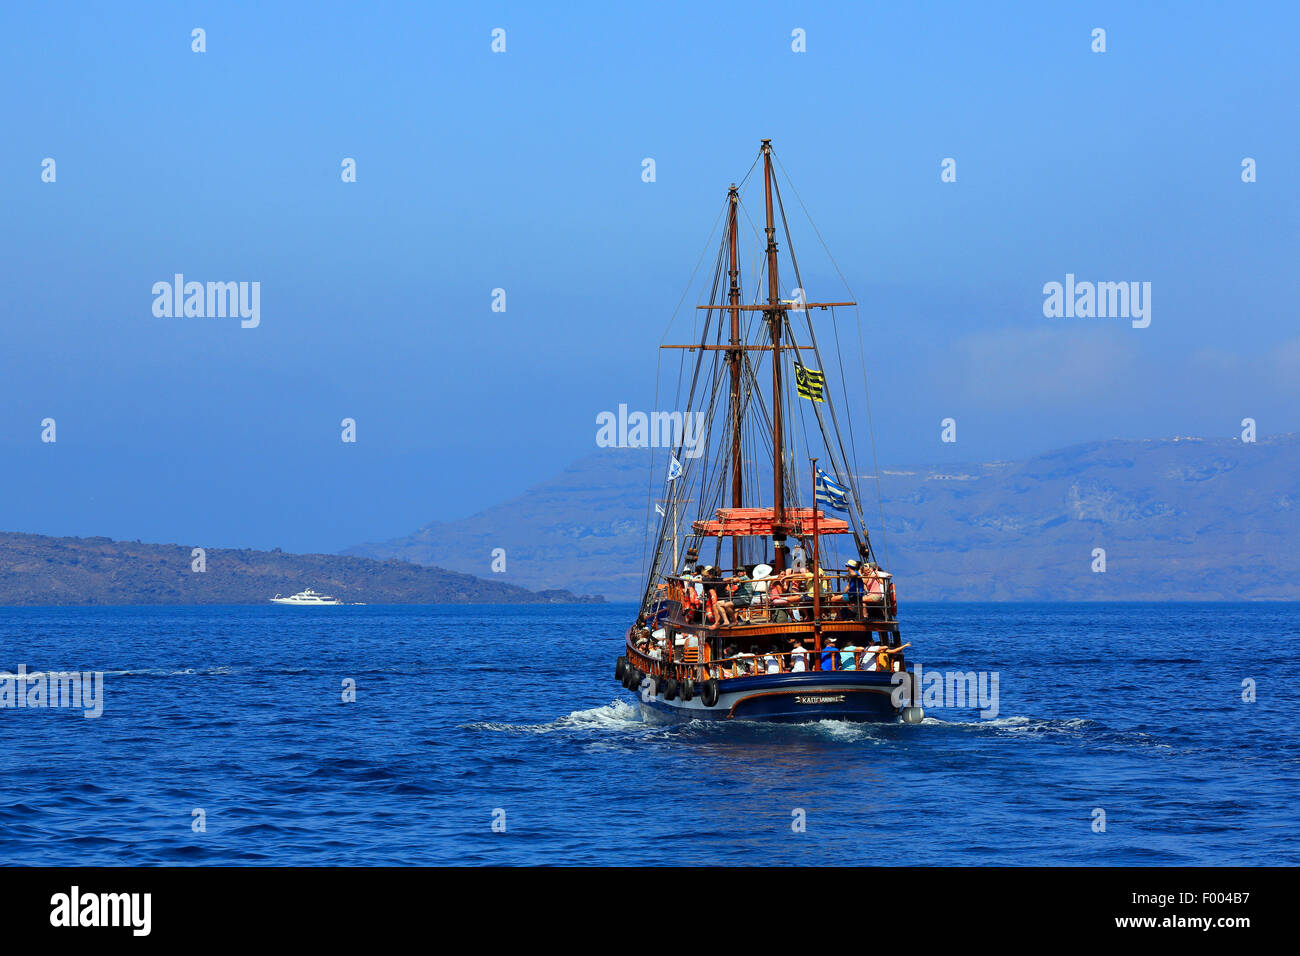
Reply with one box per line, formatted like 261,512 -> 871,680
659,570 -> 895,625
625,643 -> 904,684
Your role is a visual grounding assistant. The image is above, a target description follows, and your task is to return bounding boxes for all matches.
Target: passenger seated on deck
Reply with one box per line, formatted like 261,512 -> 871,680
788,638 -> 808,672
860,564 -> 888,620
778,565 -> 807,602
768,579 -> 798,622
788,571 -> 815,621
804,566 -> 832,620
733,569 -> 762,622
839,641 -> 860,671
770,566 -> 793,605
710,568 -> 733,621
717,569 -> 746,623
694,567 -> 713,620
734,650 -> 756,677
864,640 -> 911,672
831,559 -> 866,618
763,645 -> 782,675
680,569 -> 703,622
704,583 -> 731,628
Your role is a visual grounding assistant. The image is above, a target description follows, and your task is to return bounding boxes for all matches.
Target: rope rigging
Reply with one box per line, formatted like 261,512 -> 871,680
639,143 -> 892,612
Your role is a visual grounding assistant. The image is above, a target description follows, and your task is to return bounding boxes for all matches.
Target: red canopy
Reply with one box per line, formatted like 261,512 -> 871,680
691,507 -> 851,537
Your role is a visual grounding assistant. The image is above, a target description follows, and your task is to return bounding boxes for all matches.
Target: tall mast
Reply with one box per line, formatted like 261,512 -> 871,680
762,139 -> 786,572
727,184 -> 743,571
810,456 -> 822,655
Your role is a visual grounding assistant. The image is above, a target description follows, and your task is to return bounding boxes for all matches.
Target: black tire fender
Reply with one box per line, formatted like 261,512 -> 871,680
701,679 -> 720,707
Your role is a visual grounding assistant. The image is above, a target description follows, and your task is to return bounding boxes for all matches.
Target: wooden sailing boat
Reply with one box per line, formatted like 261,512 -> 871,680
615,139 -> 924,723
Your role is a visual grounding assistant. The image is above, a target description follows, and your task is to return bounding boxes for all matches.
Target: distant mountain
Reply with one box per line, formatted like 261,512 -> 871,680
0,533 -> 603,606
346,435 -> 1300,601
346,449 -> 655,600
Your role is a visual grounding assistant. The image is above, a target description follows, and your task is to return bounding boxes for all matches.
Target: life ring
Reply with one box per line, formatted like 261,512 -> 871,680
701,679 -> 720,707
663,677 -> 679,701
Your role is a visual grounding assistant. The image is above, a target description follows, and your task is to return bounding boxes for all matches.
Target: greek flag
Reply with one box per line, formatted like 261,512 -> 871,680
654,503 -> 666,517
666,455 -> 683,482
795,365 -> 826,402
815,468 -> 849,512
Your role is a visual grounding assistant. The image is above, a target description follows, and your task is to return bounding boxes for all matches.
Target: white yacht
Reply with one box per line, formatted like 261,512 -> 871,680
271,588 -> 344,606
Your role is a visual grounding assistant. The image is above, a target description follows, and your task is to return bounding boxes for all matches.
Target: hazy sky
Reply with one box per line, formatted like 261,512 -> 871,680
2,1 -> 1296,554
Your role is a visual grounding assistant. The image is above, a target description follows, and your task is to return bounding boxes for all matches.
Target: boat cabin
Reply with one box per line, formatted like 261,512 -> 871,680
626,506 -> 905,687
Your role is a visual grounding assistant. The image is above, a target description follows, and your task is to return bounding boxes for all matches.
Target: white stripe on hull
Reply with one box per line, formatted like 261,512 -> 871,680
632,676 -> 902,722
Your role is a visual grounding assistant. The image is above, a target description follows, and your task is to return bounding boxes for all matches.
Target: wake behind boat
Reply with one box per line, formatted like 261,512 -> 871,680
615,139 -> 924,724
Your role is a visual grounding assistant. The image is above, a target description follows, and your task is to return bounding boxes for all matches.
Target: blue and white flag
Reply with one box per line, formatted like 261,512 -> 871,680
654,503 -> 666,517
815,468 -> 849,512
666,455 -> 683,482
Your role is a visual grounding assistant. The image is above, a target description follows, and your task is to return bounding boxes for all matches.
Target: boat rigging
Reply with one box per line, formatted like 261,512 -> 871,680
616,139 -> 923,724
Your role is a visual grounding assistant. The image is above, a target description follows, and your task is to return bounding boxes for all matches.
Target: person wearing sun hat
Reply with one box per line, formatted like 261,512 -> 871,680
830,558 -> 866,618
861,562 -> 890,619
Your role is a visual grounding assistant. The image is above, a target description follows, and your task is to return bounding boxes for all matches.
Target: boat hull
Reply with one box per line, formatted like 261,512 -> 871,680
629,670 -> 915,723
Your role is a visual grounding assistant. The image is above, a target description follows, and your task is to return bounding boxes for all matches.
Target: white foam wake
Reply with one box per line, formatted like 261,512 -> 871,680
921,714 -> 1095,734
464,700 -> 646,734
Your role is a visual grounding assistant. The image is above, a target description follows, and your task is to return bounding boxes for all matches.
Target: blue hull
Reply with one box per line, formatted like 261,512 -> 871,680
630,670 -> 911,723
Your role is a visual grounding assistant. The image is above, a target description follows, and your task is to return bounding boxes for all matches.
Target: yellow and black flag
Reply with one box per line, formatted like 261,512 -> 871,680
795,365 -> 826,402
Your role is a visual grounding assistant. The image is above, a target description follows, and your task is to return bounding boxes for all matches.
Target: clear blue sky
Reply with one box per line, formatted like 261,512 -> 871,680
2,1 -> 1297,554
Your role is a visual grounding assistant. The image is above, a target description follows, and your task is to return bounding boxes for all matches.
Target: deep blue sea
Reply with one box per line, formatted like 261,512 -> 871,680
1,602 -> 1296,866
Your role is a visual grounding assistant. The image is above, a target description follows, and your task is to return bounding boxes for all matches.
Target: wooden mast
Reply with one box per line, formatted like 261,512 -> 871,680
663,143 -> 857,581
727,184 -> 743,572
762,139 -> 786,573
810,456 -> 822,655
